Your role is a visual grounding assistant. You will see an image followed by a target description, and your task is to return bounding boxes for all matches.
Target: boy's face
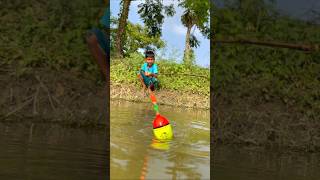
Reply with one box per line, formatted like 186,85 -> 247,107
146,57 -> 154,66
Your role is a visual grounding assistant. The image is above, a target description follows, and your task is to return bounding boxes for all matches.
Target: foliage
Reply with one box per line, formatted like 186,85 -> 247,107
111,52 -> 209,95
179,0 -> 210,38
214,0 -> 320,116
137,0 -> 175,37
178,0 -> 210,65
110,19 -> 165,57
0,0 -> 104,77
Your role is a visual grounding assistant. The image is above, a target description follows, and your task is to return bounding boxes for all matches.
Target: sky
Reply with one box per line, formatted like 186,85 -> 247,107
110,0 -> 210,68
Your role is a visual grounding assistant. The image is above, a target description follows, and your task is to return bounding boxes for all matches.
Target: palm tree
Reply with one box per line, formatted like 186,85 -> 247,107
181,9 -> 197,65
179,0 -> 209,65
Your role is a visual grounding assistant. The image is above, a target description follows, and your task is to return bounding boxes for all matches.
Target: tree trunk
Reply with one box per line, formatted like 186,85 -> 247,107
183,24 -> 193,64
115,0 -> 131,58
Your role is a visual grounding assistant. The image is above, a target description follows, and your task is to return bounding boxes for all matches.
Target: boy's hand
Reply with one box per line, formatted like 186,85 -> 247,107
145,72 -> 150,76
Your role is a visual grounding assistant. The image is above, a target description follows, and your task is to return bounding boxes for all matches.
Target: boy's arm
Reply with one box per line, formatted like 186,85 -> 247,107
148,73 -> 157,78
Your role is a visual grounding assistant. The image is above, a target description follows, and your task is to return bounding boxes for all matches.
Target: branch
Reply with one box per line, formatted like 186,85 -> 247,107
214,39 -> 320,52
5,96 -> 33,118
161,73 -> 209,79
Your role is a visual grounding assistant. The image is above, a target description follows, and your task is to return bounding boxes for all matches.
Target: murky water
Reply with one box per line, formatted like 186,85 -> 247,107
213,145 -> 320,180
110,100 -> 210,180
0,123 -> 107,179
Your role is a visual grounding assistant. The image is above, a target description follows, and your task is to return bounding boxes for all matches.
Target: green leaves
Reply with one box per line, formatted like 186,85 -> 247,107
189,34 -> 200,48
1,0 -> 102,75
111,20 -> 165,57
214,0 -> 320,112
179,0 -> 210,66
179,0 -> 210,38
137,0 -> 176,37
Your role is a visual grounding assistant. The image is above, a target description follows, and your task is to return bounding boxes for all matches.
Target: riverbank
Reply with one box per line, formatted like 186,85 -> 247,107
110,53 -> 210,109
213,84 -> 320,153
0,63 -> 208,128
111,82 -> 209,109
213,4 -> 320,152
0,65 -> 107,127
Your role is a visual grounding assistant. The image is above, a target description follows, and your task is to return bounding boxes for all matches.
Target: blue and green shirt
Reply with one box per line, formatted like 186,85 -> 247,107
141,63 -> 158,74
100,8 -> 109,28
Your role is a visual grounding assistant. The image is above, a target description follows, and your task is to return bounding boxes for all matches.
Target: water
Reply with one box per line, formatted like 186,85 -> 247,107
0,123 -> 107,179
110,100 -> 210,180
213,145 -> 320,180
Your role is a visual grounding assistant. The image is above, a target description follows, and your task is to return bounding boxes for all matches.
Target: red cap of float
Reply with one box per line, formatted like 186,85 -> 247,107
153,114 -> 169,129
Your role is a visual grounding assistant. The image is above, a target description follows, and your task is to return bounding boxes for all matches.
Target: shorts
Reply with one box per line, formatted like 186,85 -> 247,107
139,70 -> 159,91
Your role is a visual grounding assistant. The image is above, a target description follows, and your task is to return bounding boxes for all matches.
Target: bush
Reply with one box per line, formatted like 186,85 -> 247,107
111,52 -> 210,95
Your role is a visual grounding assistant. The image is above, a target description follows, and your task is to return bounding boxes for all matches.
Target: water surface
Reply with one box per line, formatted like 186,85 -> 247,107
110,100 -> 210,180
0,123 -> 107,179
213,145 -> 320,180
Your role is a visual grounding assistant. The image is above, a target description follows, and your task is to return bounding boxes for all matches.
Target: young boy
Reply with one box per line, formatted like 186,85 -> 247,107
138,50 -> 159,94
86,5 -> 109,80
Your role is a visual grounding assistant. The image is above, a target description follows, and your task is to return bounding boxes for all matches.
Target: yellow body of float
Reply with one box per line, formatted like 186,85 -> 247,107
153,114 -> 173,140
153,124 -> 173,140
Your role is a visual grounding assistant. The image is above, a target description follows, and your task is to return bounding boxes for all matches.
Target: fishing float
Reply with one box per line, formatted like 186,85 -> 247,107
149,93 -> 173,140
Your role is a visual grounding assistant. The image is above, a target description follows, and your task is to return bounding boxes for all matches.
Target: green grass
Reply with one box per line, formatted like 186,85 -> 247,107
111,53 -> 210,96
0,0 -> 104,77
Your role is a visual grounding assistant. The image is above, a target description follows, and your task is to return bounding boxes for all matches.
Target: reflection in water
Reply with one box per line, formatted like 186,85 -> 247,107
0,123 -> 107,179
140,139 -> 171,180
213,145 -> 320,180
110,100 -> 210,179
150,139 -> 171,151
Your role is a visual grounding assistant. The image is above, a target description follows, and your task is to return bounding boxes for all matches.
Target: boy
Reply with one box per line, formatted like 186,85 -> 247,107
138,50 -> 159,94
86,4 -> 109,80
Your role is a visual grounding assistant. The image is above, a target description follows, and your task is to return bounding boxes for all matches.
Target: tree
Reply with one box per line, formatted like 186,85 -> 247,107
115,0 -> 175,58
111,19 -> 165,56
179,0 -> 210,65
115,0 -> 132,58
137,0 -> 175,37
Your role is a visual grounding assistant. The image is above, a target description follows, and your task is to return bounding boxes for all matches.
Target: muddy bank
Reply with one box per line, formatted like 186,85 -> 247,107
0,65 -> 107,127
110,82 -> 209,109
213,95 -> 320,152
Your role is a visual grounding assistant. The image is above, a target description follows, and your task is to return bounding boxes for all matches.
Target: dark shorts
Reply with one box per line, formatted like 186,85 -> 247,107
139,70 -> 159,91
87,28 -> 109,53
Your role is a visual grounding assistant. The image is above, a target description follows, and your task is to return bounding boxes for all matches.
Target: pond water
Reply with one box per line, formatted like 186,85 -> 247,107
213,145 -> 320,180
110,100 -> 210,180
0,123 -> 107,179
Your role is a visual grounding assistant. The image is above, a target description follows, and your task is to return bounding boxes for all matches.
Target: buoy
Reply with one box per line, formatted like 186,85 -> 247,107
153,114 -> 173,140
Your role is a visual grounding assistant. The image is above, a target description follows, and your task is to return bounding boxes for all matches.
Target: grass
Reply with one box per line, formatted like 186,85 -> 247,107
110,52 -> 210,96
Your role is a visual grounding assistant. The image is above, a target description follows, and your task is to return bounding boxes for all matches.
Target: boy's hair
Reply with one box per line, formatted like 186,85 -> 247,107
145,50 -> 155,59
